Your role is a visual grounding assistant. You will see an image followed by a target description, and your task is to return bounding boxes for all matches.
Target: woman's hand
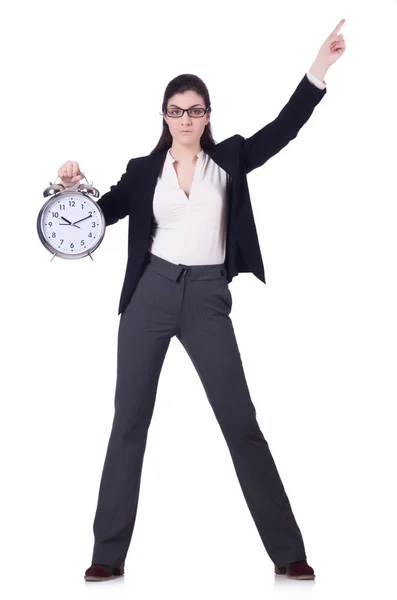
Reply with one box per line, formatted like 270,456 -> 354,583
318,19 -> 346,67
58,160 -> 85,188
309,19 -> 347,81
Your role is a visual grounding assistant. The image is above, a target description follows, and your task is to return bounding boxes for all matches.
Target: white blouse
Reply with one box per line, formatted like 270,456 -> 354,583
148,71 -> 326,266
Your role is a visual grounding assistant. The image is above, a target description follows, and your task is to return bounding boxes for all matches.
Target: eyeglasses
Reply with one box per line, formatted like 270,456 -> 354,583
161,107 -> 210,118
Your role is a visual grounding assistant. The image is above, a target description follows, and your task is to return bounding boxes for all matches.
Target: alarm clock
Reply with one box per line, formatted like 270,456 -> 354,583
37,173 -> 105,261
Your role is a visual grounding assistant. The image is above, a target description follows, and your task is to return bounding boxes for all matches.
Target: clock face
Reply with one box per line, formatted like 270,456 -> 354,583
41,192 -> 105,256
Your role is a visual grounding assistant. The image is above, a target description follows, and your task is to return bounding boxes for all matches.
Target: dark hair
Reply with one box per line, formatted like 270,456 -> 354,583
150,73 -> 217,154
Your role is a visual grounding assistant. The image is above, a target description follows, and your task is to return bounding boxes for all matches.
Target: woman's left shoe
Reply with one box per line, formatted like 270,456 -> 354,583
274,560 -> 315,579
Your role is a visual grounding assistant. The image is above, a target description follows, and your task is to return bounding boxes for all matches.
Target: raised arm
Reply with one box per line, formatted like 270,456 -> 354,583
241,18 -> 346,174
240,73 -> 327,175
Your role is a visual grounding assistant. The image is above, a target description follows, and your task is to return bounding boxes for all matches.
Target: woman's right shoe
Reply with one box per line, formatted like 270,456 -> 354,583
84,564 -> 124,581
274,560 -> 315,579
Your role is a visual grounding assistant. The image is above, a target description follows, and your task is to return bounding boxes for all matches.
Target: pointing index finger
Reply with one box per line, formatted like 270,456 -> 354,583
330,18 -> 345,37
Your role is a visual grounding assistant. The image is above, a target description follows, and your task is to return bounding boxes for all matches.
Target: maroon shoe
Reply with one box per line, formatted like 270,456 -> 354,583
84,564 -> 124,581
274,565 -> 287,575
274,560 -> 315,580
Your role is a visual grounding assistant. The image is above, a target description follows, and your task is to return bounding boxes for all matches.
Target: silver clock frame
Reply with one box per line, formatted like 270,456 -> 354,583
37,175 -> 106,261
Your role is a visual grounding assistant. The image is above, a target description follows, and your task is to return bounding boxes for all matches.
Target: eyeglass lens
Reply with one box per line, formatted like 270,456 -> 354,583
166,108 -> 206,117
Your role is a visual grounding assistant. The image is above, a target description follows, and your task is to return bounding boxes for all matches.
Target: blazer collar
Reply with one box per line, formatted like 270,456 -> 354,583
146,143 -> 233,179
165,148 -> 205,164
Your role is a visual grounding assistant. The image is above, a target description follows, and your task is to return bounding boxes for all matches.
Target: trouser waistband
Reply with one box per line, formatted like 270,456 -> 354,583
145,251 -> 227,282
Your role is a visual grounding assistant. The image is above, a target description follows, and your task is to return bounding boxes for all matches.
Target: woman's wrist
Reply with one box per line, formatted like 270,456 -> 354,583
308,57 -> 328,83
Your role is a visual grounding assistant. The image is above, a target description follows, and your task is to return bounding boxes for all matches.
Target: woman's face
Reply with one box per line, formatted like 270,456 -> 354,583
164,90 -> 210,146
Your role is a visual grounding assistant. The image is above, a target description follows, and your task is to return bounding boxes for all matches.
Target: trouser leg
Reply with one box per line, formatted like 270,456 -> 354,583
176,276 -> 307,567
91,267 -> 173,568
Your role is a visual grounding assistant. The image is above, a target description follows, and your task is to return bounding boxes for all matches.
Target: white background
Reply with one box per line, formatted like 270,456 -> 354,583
1,0 -> 397,598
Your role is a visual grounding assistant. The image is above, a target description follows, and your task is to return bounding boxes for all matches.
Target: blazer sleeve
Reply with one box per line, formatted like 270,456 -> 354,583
96,158 -> 134,226
241,73 -> 327,174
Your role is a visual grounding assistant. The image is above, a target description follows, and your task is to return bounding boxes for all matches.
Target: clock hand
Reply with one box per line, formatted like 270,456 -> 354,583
72,214 -> 93,225
59,216 -> 81,229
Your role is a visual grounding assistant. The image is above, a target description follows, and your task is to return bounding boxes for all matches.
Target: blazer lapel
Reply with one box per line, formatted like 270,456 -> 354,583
138,138 -> 241,223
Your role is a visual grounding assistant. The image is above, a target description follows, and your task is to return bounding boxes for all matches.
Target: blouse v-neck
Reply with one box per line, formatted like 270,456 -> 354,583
168,149 -> 204,201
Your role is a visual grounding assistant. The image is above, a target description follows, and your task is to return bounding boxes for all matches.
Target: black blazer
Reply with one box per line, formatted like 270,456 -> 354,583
97,74 -> 327,316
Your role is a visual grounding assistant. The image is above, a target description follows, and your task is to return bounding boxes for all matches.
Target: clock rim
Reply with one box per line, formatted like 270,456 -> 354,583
37,190 -> 106,259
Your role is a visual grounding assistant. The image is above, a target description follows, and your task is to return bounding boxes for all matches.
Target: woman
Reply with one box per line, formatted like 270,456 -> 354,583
58,19 -> 346,583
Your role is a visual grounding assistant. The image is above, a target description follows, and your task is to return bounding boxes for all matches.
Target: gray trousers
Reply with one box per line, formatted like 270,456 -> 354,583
91,251 -> 307,568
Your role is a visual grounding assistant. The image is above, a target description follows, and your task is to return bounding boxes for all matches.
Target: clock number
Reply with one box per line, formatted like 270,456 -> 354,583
48,221 -> 52,227
88,232 -> 92,238
51,232 -> 56,238
81,240 -> 85,245
51,211 -> 59,218
60,239 -> 64,245
70,243 -> 74,248
58,204 -> 65,210
69,200 -> 75,207
92,222 -> 96,228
